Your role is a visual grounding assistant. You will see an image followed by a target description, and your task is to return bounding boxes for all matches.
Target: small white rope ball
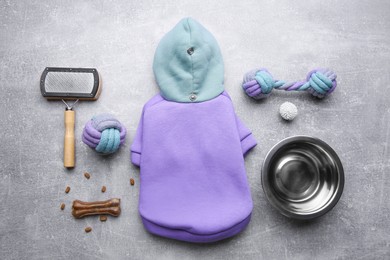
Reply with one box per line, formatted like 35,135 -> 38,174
279,102 -> 298,121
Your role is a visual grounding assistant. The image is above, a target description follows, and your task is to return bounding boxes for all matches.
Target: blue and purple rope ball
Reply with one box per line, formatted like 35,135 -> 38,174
82,114 -> 126,154
242,68 -> 337,99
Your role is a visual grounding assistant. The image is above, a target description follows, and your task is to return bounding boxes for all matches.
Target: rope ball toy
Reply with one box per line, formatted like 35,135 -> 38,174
82,114 -> 126,154
242,68 -> 337,99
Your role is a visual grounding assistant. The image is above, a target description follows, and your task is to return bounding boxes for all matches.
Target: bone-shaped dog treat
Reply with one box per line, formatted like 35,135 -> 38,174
72,198 -> 121,219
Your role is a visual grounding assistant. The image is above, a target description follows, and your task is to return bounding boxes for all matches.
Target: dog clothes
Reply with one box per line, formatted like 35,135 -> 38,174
131,18 -> 257,243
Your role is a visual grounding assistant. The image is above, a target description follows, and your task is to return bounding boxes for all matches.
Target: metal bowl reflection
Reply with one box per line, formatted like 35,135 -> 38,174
262,136 -> 344,220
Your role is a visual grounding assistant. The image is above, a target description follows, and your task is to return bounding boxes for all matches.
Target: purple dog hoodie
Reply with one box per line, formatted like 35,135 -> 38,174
131,18 -> 257,243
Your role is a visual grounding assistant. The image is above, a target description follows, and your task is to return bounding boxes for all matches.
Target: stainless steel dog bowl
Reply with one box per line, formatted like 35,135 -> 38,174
262,136 -> 344,219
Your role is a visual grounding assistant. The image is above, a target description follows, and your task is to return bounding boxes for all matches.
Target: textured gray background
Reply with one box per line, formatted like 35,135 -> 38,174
0,0 -> 389,259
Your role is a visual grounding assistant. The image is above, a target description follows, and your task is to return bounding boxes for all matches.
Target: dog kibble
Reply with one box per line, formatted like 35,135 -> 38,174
65,186 -> 70,193
85,227 -> 92,233
101,186 -> 106,193
100,215 -> 107,222
84,172 -> 91,179
130,178 -> 135,186
60,203 -> 65,210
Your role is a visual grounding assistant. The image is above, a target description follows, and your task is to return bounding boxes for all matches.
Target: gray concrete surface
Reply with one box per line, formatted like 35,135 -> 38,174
1,0 -> 389,259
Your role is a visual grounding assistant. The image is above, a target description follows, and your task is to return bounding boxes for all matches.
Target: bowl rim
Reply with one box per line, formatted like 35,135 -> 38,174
261,135 -> 345,220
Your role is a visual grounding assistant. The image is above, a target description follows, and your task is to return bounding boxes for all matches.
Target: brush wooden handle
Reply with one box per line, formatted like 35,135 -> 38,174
64,110 -> 75,168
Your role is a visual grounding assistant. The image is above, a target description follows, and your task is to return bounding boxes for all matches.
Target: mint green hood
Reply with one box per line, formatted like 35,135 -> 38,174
153,18 -> 224,103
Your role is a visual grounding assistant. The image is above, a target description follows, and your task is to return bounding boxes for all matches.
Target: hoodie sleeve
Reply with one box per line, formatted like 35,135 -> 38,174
131,110 -> 144,167
235,115 -> 257,156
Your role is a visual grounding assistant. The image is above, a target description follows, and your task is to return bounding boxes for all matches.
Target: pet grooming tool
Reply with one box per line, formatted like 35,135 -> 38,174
242,68 -> 337,99
40,67 -> 101,168
262,136 -> 344,219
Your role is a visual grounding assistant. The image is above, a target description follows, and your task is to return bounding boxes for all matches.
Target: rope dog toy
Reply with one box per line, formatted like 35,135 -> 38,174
242,68 -> 337,99
82,114 -> 126,154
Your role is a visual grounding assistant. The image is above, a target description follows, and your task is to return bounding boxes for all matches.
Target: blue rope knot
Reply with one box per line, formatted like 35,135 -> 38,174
96,127 -> 121,154
254,70 -> 275,95
305,69 -> 337,98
